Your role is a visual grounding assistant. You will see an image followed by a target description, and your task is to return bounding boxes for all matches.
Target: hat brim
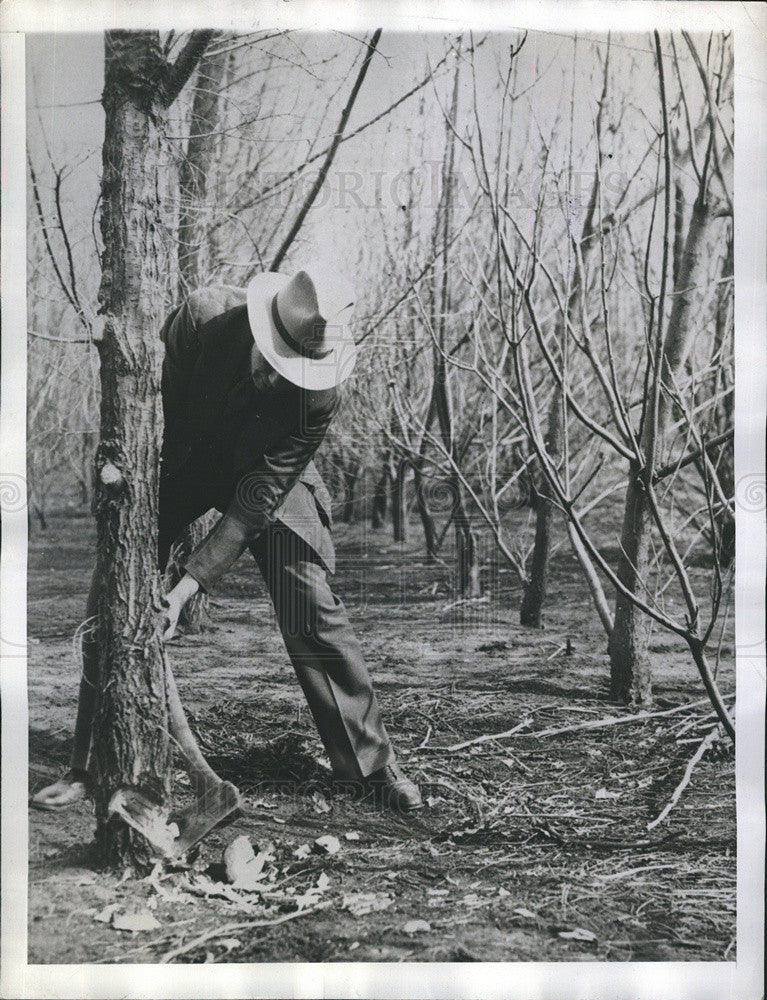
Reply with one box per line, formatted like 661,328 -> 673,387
246,272 -> 357,390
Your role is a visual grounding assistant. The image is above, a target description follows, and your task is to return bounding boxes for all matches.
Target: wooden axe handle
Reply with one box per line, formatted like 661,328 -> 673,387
166,659 -> 223,792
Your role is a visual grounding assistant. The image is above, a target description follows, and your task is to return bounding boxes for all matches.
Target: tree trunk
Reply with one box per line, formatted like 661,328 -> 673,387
341,462 -> 359,523
170,46 -> 228,630
520,388 -> 563,627
710,230 -> 734,567
177,45 -> 227,298
412,462 -> 437,561
91,31 -> 173,865
392,459 -> 408,543
454,496 -> 481,597
431,43 -> 480,596
372,463 -> 388,528
609,194 -> 712,704
607,459 -> 654,704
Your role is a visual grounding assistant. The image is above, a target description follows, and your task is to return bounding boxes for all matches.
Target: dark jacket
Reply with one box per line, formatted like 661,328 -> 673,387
159,286 -> 337,592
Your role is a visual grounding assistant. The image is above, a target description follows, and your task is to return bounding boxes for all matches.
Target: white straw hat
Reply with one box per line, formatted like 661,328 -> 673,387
246,267 -> 357,390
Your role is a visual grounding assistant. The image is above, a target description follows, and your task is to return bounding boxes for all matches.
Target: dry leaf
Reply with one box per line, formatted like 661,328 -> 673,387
311,791 -> 331,813
313,834 -> 340,855
94,903 -> 121,924
224,835 -> 270,891
293,844 -> 311,859
344,831 -> 360,841
559,927 -> 597,942
224,835 -> 255,875
112,908 -> 161,933
403,919 -> 431,934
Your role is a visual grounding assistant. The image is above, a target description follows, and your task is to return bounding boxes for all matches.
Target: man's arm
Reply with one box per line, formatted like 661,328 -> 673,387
182,400 -> 336,593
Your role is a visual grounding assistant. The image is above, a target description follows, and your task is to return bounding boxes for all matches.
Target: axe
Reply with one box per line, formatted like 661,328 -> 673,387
108,659 -> 243,859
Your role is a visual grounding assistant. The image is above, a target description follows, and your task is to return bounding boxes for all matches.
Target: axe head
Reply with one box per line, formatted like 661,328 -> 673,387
108,781 -> 242,859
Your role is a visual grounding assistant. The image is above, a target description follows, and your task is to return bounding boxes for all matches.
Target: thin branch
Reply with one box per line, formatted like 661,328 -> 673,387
159,901 -> 331,963
647,726 -> 721,829
653,427 -> 733,481
270,29 -> 382,271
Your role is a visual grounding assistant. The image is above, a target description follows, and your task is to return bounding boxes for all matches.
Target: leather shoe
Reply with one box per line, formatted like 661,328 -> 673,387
365,761 -> 423,812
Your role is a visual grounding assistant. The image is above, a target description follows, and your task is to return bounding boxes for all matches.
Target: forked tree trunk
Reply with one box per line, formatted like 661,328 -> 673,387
520,388 -> 563,627
91,29 -> 211,865
608,194 -> 712,704
91,31 -> 172,864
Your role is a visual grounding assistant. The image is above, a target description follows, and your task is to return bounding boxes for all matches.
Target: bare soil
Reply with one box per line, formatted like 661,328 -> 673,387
27,512 -> 736,964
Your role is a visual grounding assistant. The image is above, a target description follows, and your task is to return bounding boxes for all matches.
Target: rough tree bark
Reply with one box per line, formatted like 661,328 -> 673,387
91,29 -> 212,865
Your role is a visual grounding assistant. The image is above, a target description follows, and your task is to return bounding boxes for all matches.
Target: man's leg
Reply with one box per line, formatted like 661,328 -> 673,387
251,527 -> 395,782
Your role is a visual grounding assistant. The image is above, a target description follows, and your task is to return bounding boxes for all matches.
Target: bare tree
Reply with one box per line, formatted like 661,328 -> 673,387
607,32 -> 733,704
455,31 -> 734,735
91,29 -> 213,864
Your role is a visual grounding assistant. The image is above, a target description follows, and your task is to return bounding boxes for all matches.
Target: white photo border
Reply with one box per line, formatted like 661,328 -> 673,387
2,2 -> 764,997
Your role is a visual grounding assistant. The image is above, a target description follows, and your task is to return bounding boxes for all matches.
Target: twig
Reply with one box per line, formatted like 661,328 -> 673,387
647,727 -> 720,830
270,29 -> 382,271
441,595 -> 490,613
429,717 -> 534,753
527,696 -> 733,739
415,724 -> 433,750
159,901 -> 331,963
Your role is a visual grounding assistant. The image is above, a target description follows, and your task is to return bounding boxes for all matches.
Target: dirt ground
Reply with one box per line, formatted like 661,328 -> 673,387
27,511 -> 736,964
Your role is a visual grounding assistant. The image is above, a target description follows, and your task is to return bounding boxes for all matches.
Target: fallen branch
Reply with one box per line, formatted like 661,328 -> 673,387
441,594 -> 490,614
647,727 -> 720,831
527,697 -> 733,739
415,717 -> 534,754
159,901 -> 331,963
